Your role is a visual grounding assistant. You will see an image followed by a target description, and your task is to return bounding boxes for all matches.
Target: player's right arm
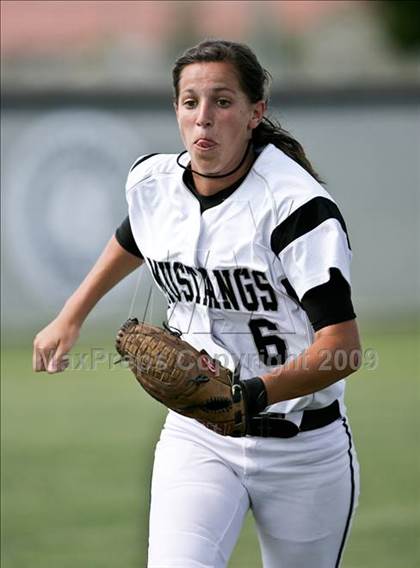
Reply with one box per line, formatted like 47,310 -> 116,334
33,235 -> 143,374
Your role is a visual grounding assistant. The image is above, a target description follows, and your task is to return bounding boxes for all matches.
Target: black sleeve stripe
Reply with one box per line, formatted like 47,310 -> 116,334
115,216 -> 143,259
129,153 -> 159,173
301,268 -> 356,331
271,196 -> 351,256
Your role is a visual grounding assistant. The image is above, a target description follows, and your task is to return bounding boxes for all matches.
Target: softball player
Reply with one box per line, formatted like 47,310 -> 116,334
33,40 -> 361,567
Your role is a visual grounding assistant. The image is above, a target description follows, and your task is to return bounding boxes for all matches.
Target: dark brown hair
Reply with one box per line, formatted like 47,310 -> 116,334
172,39 -> 323,184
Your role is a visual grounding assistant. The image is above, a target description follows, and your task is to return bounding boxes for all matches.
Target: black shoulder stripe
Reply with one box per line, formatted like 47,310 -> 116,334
271,196 -> 351,256
129,153 -> 159,173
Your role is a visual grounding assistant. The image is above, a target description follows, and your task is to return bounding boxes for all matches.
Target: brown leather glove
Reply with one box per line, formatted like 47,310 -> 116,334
115,318 -> 248,436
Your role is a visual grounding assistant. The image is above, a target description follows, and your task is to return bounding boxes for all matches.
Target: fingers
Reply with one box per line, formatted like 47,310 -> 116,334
33,316 -> 82,374
46,343 -> 70,374
32,346 -> 44,371
32,340 -> 69,374
33,343 -> 55,372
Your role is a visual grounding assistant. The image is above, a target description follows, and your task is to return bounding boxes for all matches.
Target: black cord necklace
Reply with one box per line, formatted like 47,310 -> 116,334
176,140 -> 252,179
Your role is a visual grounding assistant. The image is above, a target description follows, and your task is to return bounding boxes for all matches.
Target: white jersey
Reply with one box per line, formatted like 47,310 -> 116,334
125,143 -> 352,415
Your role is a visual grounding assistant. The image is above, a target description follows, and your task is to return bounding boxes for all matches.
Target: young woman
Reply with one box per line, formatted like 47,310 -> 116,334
33,39 -> 361,568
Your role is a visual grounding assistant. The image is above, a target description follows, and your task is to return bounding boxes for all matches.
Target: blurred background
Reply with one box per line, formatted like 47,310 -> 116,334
1,1 -> 419,567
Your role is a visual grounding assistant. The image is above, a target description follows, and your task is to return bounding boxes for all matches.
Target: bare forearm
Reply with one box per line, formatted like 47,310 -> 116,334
33,235 -> 142,372
261,320 -> 361,405
58,235 -> 142,326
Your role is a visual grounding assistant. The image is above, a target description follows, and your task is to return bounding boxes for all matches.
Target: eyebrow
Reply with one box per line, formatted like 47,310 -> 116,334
180,87 -> 236,95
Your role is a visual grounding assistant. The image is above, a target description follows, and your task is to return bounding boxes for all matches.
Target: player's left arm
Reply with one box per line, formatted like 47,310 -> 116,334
261,319 -> 361,405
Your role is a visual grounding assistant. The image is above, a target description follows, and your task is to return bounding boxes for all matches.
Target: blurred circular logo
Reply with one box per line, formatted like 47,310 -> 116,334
5,109 -> 143,303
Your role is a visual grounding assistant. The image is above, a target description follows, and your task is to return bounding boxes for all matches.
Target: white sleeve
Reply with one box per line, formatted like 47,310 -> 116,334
271,196 -> 352,300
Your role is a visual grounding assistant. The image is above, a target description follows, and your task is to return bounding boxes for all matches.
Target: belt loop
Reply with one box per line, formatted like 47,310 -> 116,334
259,415 -> 270,437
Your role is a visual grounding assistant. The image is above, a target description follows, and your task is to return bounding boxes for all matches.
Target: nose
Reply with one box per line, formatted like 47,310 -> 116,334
196,101 -> 213,127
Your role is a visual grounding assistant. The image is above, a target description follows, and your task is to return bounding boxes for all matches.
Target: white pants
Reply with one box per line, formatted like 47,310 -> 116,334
148,411 -> 359,568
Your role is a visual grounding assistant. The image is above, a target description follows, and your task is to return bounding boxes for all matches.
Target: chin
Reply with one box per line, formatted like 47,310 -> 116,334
191,151 -> 220,171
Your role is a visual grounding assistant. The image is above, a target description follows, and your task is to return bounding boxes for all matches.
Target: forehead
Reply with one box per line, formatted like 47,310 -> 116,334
178,61 -> 242,94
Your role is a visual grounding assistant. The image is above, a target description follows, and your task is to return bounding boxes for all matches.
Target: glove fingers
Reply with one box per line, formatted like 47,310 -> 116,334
116,319 -> 247,436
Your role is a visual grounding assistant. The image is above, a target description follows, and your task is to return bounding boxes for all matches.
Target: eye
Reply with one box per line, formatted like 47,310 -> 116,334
217,98 -> 231,108
182,99 -> 197,109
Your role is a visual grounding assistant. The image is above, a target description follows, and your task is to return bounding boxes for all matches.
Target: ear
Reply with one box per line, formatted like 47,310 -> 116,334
248,100 -> 266,130
173,100 -> 179,121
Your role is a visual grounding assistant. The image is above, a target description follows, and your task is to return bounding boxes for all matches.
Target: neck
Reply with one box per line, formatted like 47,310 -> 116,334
192,148 -> 254,197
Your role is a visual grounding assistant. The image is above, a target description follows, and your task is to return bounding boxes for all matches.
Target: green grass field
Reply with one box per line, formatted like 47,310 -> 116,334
2,331 -> 419,567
